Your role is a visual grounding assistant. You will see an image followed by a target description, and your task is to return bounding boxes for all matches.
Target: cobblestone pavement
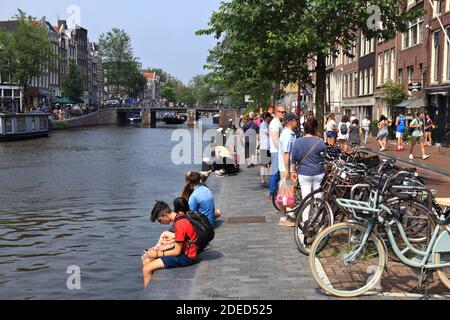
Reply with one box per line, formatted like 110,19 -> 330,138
142,166 -> 450,300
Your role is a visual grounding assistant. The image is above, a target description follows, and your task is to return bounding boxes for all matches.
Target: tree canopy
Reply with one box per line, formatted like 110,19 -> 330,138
0,10 -> 54,110
197,0 -> 422,129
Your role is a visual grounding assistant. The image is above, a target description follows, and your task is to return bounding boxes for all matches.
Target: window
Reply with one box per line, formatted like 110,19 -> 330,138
359,71 -> 364,96
446,28 -> 450,80
17,118 -> 26,132
5,118 -> 12,133
365,69 -> 369,95
384,51 -> 390,83
407,66 -> 414,83
370,67 -> 374,94
399,69 -> 404,83
354,73 -> 358,96
403,16 -> 424,49
39,118 -> 47,130
390,49 -> 396,80
433,0 -> 441,17
431,31 -> 441,82
349,74 -> 353,97
377,53 -> 383,85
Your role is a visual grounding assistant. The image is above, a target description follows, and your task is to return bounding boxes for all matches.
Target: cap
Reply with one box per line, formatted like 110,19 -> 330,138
284,113 -> 298,122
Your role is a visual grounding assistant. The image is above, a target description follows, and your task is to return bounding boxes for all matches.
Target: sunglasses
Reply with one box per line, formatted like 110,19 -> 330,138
277,111 -> 287,114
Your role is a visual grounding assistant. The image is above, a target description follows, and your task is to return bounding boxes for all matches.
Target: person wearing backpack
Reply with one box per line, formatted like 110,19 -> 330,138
337,115 -> 351,153
143,201 -> 201,288
409,111 -> 430,160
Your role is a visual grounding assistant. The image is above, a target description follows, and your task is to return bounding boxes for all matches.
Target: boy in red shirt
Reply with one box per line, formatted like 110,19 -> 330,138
142,200 -> 198,288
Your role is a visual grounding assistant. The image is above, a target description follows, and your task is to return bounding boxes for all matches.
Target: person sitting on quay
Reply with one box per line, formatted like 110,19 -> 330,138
150,197 -> 191,250
181,171 -> 220,227
142,200 -> 199,288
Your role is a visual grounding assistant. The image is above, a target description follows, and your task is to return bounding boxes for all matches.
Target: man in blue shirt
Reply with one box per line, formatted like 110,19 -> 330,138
395,112 -> 407,151
188,184 -> 216,228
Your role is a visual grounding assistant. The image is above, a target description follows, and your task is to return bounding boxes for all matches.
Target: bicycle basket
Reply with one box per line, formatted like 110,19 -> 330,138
359,155 -> 381,169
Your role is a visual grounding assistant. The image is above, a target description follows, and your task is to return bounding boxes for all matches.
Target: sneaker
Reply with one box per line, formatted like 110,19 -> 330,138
278,220 -> 295,228
409,154 -> 414,160
287,212 -> 296,221
380,148 -> 386,152
261,182 -> 269,189
422,155 -> 430,160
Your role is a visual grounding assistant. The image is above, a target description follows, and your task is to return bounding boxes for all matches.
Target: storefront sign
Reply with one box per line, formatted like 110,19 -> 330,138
342,97 -> 375,107
408,82 -> 422,92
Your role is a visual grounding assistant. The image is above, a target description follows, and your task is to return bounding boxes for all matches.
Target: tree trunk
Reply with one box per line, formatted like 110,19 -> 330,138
315,52 -> 327,135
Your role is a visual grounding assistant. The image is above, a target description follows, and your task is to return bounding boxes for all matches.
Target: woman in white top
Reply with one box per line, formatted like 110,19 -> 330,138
325,114 -> 338,146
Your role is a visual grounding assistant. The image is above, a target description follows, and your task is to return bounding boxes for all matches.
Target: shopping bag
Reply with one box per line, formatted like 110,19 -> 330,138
276,178 -> 296,207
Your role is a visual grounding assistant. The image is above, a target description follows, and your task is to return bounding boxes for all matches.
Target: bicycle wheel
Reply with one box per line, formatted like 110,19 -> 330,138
309,222 -> 386,298
383,201 -> 436,245
295,190 -> 333,256
435,249 -> 450,291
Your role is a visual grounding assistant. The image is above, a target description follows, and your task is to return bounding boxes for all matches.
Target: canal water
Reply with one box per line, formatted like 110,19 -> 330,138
0,119 -> 219,299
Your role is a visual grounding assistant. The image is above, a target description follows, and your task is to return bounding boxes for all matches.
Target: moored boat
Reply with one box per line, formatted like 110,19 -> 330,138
0,113 -> 49,141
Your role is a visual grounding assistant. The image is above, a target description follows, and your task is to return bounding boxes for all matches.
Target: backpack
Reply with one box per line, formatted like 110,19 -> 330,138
175,211 -> 215,251
340,123 -> 348,135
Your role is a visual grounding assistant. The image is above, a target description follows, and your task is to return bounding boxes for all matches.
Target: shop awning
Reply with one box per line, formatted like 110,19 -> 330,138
395,96 -> 425,109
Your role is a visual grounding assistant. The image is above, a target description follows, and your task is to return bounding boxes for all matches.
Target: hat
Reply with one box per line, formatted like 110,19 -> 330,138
284,113 -> 298,122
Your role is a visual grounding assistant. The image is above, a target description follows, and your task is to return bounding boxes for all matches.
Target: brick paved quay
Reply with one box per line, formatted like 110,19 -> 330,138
141,164 -> 450,300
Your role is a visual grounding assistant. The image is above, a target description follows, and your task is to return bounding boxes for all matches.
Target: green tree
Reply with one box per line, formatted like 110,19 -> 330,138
61,59 -> 83,101
381,80 -> 409,110
198,0 -> 421,130
0,10 -> 53,111
124,61 -> 147,98
99,28 -> 136,97
161,82 -> 177,102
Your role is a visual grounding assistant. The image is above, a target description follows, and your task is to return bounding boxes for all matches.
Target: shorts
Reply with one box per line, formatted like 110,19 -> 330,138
396,131 -> 404,139
326,131 -> 337,138
161,254 -> 195,269
411,136 -> 425,145
259,149 -> 271,166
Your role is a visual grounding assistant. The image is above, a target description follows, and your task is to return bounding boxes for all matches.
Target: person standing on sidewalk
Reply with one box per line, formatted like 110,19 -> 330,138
291,118 -> 327,224
325,114 -> 338,146
425,114 -> 434,146
259,112 -> 273,188
243,112 -> 259,168
361,116 -> 371,144
377,115 -> 389,152
268,106 -> 286,199
409,112 -> 430,160
395,112 -> 407,151
277,113 -> 298,228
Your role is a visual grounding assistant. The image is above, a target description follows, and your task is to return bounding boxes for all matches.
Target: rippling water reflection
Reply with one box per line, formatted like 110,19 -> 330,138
0,122 -> 216,299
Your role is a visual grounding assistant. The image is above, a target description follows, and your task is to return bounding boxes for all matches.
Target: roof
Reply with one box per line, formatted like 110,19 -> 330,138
0,21 -> 18,31
395,95 -> 425,109
143,72 -> 156,80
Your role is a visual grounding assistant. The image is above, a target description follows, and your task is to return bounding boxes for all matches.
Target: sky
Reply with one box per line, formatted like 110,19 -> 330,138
0,0 -> 224,84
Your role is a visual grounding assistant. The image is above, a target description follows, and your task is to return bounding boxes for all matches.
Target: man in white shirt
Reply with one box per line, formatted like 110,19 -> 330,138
269,105 -> 286,198
277,113 -> 298,228
361,116 -> 371,144
259,112 -> 273,188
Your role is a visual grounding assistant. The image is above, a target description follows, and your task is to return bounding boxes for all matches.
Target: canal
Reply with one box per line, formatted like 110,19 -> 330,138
0,119 -> 219,299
